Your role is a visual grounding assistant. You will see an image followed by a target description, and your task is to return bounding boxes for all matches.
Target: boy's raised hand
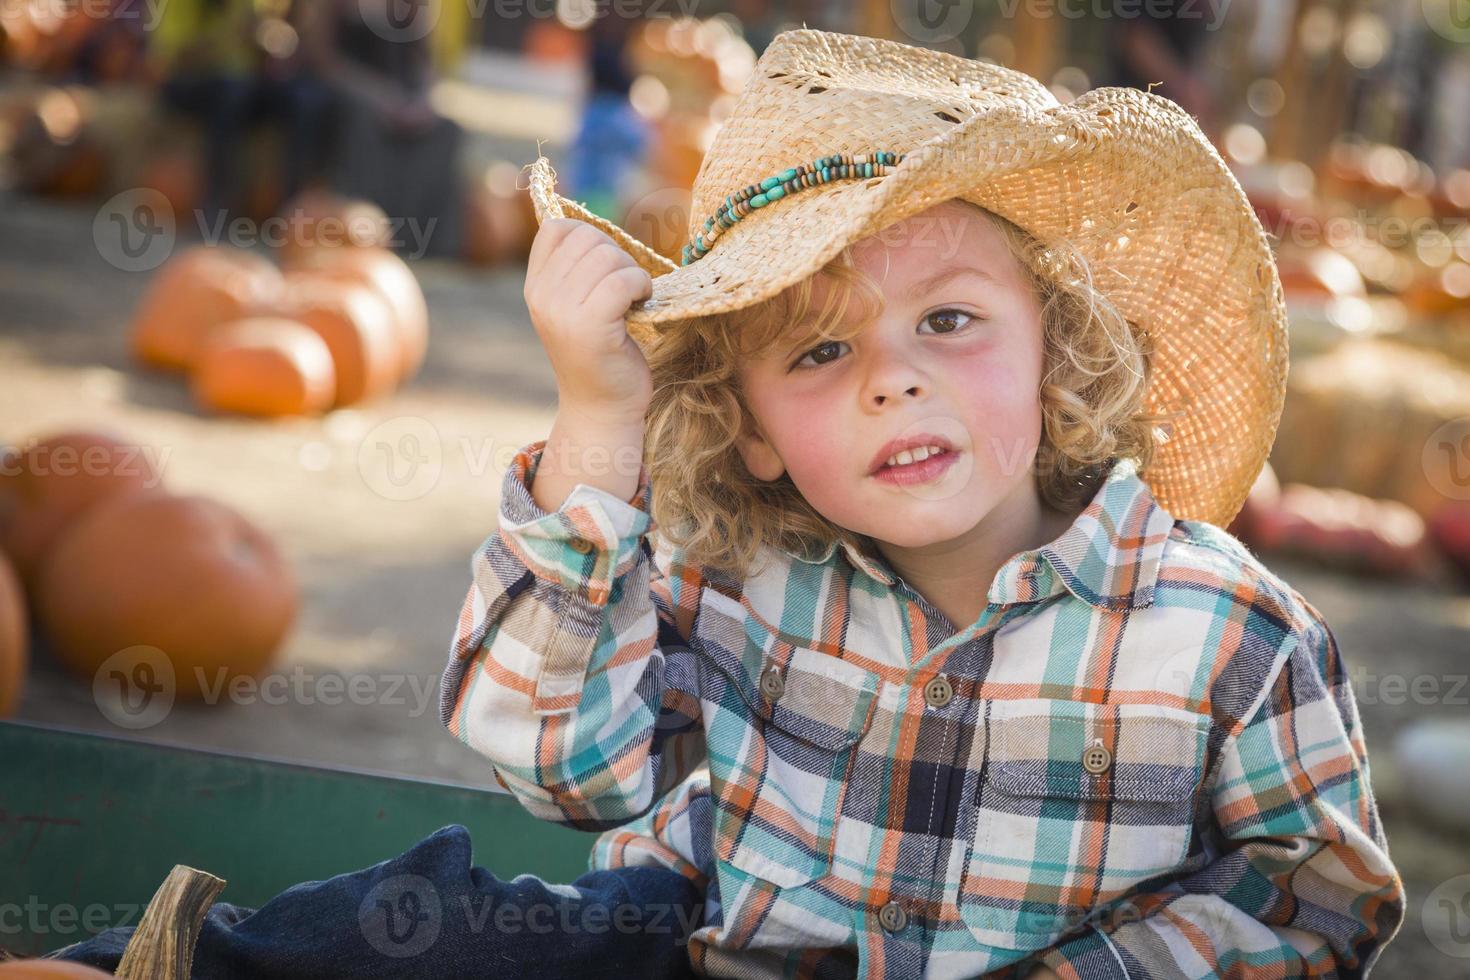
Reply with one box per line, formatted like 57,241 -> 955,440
522,217 -> 654,512
524,217 -> 656,429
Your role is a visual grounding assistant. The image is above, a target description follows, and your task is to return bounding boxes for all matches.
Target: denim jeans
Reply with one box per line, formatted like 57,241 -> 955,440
48,825 -> 703,979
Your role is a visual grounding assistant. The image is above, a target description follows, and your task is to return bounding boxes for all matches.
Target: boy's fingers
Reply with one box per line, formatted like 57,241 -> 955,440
538,222 -> 616,305
583,266 -> 655,327
526,217 -> 589,281
525,217 -> 566,278
567,241 -> 637,310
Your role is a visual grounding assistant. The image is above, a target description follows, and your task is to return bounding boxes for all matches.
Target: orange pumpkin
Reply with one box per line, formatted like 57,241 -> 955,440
0,431 -> 163,587
35,492 -> 297,702
0,552 -> 27,717
277,189 -> 390,266
11,88 -> 106,198
463,162 -> 536,268
192,317 -> 337,418
139,148 -> 202,221
131,245 -> 284,372
0,960 -> 116,978
285,247 -> 429,383
272,276 -> 399,405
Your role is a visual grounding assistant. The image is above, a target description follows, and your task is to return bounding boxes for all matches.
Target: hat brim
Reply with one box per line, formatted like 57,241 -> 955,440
526,86 -> 1286,530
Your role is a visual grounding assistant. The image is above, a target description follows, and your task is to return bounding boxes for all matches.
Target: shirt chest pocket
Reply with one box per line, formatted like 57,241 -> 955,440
693,588 -> 882,890
957,699 -> 1211,950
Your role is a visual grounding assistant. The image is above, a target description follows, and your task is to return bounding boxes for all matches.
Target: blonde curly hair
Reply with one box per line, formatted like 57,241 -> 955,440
642,199 -> 1156,581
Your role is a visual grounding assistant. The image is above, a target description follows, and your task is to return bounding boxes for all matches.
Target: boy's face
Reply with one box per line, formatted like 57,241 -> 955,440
735,199 -> 1048,551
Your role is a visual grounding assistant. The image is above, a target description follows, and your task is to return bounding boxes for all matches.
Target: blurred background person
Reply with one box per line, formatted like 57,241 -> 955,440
151,0 -> 331,226
560,13 -> 651,222
1102,0 -> 1222,144
300,0 -> 464,257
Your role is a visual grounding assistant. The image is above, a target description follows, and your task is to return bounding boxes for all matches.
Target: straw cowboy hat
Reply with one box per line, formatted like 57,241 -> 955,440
525,28 -> 1287,528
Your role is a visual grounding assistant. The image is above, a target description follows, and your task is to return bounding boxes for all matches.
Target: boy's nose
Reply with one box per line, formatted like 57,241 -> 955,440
871,384 -> 923,407
863,352 -> 929,408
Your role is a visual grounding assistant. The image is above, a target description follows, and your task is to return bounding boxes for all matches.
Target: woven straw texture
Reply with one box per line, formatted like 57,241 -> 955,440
525,28 -> 1287,529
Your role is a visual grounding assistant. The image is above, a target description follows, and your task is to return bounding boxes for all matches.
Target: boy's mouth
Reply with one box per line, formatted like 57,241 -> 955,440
867,434 -> 958,475
870,446 -> 960,486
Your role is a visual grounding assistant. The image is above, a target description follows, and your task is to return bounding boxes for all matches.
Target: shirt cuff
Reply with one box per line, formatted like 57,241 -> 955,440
1037,925 -> 1131,980
497,438 -> 654,607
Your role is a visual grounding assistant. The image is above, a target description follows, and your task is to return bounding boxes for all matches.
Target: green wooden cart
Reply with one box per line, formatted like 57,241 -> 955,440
0,721 -> 598,960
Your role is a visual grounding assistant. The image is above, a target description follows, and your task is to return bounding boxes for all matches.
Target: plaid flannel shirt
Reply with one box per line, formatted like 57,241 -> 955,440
441,439 -> 1404,979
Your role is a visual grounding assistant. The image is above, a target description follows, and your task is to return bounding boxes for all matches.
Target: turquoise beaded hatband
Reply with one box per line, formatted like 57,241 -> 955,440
680,150 -> 907,266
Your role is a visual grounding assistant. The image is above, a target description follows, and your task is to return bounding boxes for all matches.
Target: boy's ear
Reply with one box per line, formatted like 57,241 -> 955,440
736,415 -> 786,482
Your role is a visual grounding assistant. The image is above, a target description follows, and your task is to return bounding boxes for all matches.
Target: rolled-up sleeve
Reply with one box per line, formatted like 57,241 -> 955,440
440,439 -> 708,831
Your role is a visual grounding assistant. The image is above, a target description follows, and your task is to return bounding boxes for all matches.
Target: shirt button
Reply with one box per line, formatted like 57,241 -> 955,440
1082,740 -> 1112,775
923,674 -> 953,708
569,538 -> 593,554
878,900 -> 908,933
759,664 -> 785,701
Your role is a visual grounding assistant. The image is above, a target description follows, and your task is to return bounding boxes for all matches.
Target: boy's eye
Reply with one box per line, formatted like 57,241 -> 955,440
921,309 -> 975,334
795,340 -> 846,368
790,309 -> 979,369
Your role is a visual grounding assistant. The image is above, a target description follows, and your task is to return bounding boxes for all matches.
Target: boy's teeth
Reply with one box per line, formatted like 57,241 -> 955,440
886,445 -> 941,467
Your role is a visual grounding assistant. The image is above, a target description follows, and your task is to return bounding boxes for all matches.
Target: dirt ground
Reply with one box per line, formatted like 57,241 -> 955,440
3,190 -> 1466,976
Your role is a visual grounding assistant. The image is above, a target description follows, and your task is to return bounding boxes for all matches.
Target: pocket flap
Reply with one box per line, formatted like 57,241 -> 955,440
988,700 -> 1209,803
694,587 -> 879,751
762,647 -> 880,750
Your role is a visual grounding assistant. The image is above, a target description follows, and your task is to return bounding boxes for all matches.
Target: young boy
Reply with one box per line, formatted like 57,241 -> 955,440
49,26 -> 1404,980
443,27 -> 1404,980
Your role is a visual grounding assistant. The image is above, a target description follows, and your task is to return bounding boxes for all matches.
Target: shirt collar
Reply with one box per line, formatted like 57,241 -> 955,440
784,459 -> 1175,612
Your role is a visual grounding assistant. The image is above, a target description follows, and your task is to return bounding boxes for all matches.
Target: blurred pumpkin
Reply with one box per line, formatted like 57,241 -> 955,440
271,277 -> 398,405
1429,500 -> 1470,578
1431,168 -> 1470,219
139,148 -> 202,222
1274,245 -> 1366,300
10,87 -> 106,198
1225,460 -> 1280,544
277,189 -> 390,267
0,552 -> 26,717
463,162 -> 536,267
35,492 -> 297,701
131,245 -> 284,372
1402,263 -> 1470,319
649,112 -> 711,192
0,431 -> 163,587
192,318 -> 337,418
285,247 -> 429,383
523,17 -> 585,63
1,2 -> 44,68
1247,483 -> 1433,578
